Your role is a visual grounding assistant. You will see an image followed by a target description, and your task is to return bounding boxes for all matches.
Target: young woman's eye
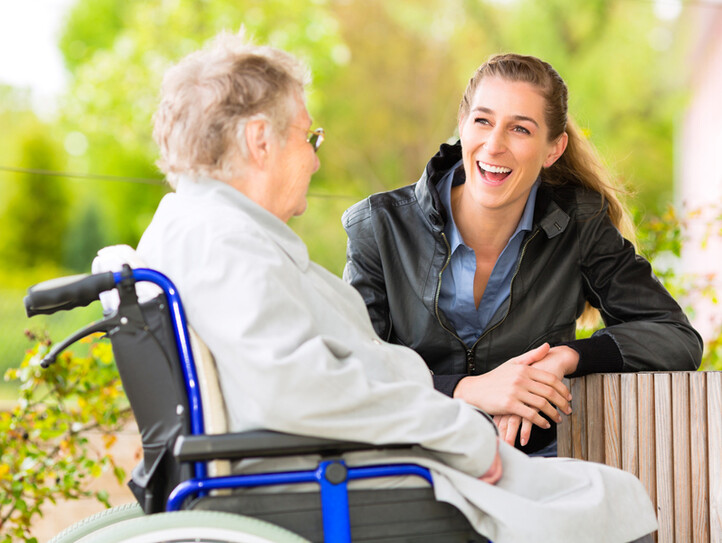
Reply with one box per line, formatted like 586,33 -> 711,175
513,125 -> 531,135
475,117 -> 491,126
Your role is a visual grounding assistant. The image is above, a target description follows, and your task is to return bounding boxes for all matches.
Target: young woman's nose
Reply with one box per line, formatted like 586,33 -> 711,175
483,127 -> 506,154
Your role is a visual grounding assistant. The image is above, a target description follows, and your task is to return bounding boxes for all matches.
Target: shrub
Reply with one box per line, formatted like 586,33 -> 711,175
0,332 -> 132,543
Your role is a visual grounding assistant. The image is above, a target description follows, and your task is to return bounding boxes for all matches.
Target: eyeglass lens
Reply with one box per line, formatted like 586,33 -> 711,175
307,128 -> 324,152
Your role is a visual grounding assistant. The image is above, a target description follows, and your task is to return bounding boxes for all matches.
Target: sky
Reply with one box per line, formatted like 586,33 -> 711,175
0,0 -> 76,114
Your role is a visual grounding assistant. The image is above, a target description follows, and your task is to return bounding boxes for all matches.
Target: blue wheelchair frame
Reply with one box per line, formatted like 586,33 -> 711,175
102,268 -> 434,542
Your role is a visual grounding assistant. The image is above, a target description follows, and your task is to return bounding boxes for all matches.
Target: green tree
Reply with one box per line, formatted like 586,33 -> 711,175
0,130 -> 69,268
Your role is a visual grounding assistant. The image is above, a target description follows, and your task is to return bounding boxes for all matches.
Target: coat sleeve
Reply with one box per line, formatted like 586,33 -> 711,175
342,199 -> 393,341
177,228 -> 500,478
572,200 -> 703,374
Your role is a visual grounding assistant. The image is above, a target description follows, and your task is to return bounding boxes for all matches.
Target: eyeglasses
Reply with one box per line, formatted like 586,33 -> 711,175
306,128 -> 325,153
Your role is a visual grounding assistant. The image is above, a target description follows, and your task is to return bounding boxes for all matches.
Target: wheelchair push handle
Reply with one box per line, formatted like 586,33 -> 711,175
24,272 -> 116,317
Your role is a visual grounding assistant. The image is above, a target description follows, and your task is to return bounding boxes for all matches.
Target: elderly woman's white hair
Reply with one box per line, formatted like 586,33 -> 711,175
153,30 -> 311,188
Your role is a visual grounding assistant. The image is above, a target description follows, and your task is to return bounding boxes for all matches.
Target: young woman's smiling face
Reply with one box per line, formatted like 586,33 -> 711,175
457,76 -> 567,216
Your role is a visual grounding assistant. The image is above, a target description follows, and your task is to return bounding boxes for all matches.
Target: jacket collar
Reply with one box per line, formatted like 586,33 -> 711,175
534,184 -> 571,239
415,141 -> 571,239
414,141 -> 464,231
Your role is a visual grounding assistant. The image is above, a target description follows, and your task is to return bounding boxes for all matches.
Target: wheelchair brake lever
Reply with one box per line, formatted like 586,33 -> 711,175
40,315 -> 119,368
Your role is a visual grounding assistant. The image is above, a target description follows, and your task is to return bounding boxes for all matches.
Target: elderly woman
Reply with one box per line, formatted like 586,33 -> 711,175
136,33 -> 656,542
343,54 -> 702,456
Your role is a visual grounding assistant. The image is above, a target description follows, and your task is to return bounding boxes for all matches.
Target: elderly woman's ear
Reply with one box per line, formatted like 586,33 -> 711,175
245,119 -> 271,169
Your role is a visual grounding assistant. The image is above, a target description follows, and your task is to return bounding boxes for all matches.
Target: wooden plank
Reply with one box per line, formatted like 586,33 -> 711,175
557,377 -> 573,458
672,373 -> 691,543
638,374 -> 656,516
621,374 -> 639,477
708,372 -> 722,543
690,372 -> 709,543
603,374 -> 622,469
586,373 -> 605,463
654,373 -> 674,542
571,377 -> 588,460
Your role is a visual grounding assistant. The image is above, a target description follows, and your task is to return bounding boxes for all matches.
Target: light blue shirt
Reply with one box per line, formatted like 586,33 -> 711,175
438,163 -> 539,345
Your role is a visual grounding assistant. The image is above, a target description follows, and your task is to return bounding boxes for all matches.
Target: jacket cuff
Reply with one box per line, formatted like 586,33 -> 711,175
561,333 -> 624,378
433,373 -> 467,397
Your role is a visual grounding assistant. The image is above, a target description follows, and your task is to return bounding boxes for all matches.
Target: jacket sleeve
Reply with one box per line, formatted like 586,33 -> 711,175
342,199 -> 393,341
570,199 -> 703,375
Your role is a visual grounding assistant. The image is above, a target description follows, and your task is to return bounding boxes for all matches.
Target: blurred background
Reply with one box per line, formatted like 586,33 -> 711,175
2,0 -> 721,390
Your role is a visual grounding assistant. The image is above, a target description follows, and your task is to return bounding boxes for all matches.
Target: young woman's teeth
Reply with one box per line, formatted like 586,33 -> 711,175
478,162 -> 511,174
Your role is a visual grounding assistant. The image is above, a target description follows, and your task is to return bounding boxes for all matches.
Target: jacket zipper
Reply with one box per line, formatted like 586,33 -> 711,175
434,233 -> 469,368
434,228 -> 541,374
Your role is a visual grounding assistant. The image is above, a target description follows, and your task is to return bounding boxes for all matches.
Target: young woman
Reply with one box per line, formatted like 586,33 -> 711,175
343,54 -> 702,456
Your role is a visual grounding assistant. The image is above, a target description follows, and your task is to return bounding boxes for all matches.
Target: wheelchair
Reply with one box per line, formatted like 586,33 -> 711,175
24,262 -> 489,543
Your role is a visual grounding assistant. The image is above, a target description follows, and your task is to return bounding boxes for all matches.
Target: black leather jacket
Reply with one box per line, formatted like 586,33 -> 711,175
343,141 -> 702,452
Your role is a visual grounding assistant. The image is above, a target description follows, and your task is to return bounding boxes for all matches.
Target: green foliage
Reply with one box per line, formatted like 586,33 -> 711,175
635,205 -> 722,370
0,334 -> 133,542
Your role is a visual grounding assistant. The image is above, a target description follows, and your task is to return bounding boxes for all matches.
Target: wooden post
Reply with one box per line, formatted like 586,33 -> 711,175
690,372 -> 709,543
571,377 -> 587,460
708,372 -> 721,543
654,373 -> 674,542
638,374 -> 657,518
586,373 -> 605,464
603,374 -> 622,469
621,374 -> 639,477
672,373 -> 691,543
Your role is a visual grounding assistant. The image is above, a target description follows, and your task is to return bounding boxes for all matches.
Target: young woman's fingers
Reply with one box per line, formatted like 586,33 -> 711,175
509,343 -> 550,366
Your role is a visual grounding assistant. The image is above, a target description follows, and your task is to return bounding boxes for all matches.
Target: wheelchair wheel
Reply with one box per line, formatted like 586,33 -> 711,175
74,510 -> 311,543
48,502 -> 144,543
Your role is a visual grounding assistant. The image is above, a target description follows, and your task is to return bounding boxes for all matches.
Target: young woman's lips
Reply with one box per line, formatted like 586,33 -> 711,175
477,161 -> 512,185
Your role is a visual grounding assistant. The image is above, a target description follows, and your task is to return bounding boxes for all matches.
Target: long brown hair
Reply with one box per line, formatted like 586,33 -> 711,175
460,53 -> 635,326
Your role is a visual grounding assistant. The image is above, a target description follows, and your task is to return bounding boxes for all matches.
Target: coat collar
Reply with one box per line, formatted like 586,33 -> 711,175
176,175 -> 310,270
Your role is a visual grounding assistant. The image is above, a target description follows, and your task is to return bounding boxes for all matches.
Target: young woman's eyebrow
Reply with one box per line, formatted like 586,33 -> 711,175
473,106 -> 540,128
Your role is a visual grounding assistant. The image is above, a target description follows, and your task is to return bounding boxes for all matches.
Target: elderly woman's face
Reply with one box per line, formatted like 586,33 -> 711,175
271,96 -> 321,222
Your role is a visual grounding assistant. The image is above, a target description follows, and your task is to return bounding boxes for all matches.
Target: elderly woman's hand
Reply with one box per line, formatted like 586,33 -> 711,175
479,437 -> 503,484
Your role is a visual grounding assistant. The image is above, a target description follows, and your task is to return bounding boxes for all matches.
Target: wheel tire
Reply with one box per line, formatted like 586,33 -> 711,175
74,510 -> 311,543
48,502 -> 144,543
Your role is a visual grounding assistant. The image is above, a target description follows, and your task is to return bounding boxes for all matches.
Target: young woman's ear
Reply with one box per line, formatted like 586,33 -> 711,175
543,132 -> 569,168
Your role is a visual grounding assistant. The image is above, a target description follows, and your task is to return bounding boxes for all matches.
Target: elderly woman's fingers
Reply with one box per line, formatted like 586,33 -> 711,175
504,415 -> 522,446
519,418 -> 534,447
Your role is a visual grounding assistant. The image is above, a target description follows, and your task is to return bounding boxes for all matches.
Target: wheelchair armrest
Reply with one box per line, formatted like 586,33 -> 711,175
173,429 -> 414,463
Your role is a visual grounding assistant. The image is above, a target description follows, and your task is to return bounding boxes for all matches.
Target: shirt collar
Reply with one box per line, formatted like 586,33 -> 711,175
439,170 -> 540,253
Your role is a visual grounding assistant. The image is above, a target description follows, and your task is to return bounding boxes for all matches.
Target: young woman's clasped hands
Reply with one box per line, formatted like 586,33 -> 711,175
454,343 -> 578,447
